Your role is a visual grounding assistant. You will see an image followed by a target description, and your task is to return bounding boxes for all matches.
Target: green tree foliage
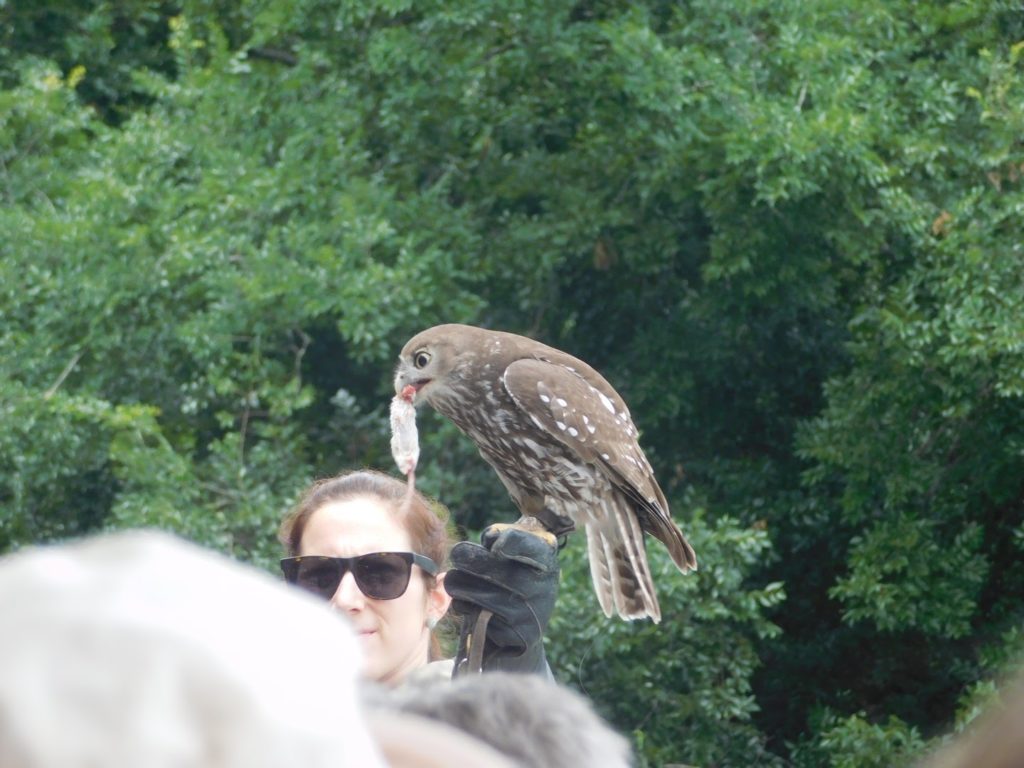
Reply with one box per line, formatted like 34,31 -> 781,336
1,1 -> 1022,764
790,711 -> 926,768
0,0 -> 178,122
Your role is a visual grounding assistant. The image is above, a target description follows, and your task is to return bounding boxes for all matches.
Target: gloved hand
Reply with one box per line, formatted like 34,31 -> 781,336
445,524 -> 560,676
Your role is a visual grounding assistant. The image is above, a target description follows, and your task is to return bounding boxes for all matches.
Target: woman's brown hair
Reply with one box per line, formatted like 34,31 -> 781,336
278,469 -> 456,659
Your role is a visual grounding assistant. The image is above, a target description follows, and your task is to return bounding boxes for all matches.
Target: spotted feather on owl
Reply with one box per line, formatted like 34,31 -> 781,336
394,323 -> 697,623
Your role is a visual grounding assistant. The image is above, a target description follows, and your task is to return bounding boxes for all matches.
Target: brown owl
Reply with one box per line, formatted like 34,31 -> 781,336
393,324 -> 696,622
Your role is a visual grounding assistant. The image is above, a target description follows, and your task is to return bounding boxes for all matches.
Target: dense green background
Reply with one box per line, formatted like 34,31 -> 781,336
2,1 -> 1023,765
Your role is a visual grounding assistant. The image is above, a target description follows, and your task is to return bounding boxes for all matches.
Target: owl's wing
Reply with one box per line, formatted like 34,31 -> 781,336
502,358 -> 695,572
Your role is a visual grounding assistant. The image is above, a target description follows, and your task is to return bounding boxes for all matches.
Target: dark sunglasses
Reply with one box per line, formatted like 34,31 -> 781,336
280,552 -> 439,601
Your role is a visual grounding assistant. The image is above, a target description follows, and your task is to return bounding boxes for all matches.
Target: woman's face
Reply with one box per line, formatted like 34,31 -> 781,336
299,497 -> 449,686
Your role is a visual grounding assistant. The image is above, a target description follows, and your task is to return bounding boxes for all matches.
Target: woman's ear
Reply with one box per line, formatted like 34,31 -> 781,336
427,571 -> 452,625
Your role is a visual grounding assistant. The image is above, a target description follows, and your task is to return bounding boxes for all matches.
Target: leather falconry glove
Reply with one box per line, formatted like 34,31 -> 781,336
446,525 -> 559,677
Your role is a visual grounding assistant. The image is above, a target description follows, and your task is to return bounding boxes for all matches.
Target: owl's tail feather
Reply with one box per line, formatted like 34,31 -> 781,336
646,512 -> 698,574
584,496 -> 661,623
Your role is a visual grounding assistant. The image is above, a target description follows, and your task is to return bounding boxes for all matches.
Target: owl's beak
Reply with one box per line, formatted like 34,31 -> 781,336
394,365 -> 430,400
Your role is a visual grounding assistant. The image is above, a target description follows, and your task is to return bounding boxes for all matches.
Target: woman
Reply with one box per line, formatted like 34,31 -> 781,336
279,470 -> 455,685
277,471 -> 635,767
279,469 -> 559,685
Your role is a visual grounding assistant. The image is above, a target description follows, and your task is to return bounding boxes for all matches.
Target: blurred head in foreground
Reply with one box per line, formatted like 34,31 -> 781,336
919,672 -> 1024,768
0,530 -> 384,768
365,670 -> 635,768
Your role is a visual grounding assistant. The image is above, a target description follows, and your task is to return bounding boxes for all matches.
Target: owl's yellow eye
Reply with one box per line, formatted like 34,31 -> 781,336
413,351 -> 431,369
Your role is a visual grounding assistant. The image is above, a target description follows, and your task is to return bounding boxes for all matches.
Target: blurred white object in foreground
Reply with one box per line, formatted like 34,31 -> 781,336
0,530 -> 386,768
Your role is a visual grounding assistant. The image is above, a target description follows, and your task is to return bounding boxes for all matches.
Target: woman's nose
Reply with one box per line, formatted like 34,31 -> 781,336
330,571 -> 366,612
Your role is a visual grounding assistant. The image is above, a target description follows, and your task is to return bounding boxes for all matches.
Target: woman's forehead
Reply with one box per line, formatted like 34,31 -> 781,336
300,497 -> 413,556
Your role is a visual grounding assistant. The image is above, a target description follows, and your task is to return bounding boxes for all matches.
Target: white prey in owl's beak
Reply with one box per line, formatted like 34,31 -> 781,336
390,389 -> 419,486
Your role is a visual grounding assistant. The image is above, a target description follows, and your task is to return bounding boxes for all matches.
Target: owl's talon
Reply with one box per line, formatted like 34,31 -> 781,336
533,509 -> 576,539
483,520 -> 558,549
